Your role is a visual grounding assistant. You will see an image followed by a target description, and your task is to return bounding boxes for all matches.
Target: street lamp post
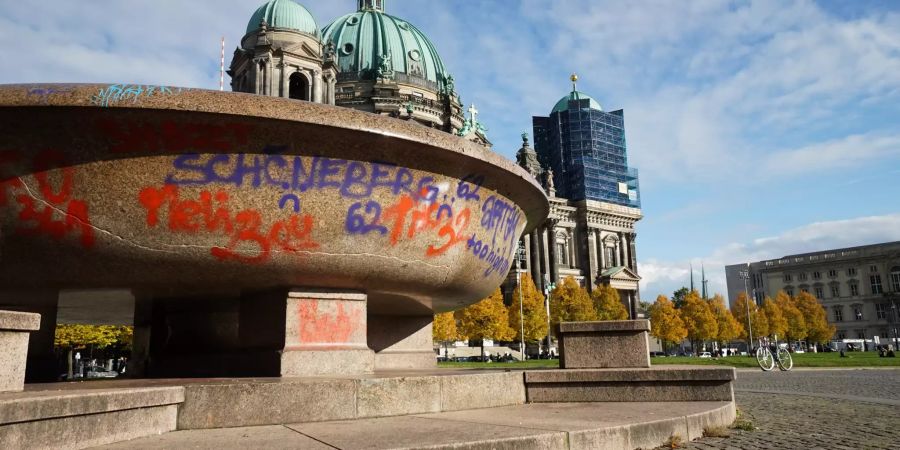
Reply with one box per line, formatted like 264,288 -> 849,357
543,280 -> 556,352
517,247 -> 526,361
739,270 -> 754,356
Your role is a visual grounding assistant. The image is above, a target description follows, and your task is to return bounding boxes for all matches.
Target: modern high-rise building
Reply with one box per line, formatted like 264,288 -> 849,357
725,242 -> 900,347
533,75 -> 640,207
508,76 -> 643,318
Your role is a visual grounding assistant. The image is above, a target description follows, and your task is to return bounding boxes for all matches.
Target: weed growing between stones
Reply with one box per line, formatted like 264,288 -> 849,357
702,426 -> 732,438
662,434 -> 684,449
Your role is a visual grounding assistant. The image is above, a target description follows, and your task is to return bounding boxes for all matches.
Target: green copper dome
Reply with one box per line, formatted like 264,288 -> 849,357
552,90 -> 603,114
246,0 -> 319,37
322,3 -> 448,90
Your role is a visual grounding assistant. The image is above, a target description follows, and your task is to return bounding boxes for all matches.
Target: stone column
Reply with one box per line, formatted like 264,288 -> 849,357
0,290 -> 58,382
586,229 -> 598,288
548,226 -> 558,284
313,70 -> 323,103
368,315 -> 434,370
281,65 -> 291,98
530,230 -> 542,290
618,232 -> 626,268
0,310 -> 40,392
538,224 -> 550,284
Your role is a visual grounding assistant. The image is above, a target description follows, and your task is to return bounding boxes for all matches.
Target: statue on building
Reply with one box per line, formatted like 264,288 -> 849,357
377,53 -> 394,80
323,41 -> 336,62
443,74 -> 456,97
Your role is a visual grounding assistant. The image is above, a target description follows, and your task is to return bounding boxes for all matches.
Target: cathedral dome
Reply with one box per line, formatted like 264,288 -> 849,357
322,1 -> 448,90
551,90 -> 603,114
246,0 -> 319,37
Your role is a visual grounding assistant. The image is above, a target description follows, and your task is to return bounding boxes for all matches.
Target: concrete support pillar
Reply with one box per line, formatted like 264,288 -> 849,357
126,295 -> 153,378
279,290 -> 373,376
368,315 -> 434,370
0,310 -> 40,392
0,290 -> 59,382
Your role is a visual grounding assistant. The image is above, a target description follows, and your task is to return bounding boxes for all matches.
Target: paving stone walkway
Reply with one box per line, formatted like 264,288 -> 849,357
671,369 -> 900,450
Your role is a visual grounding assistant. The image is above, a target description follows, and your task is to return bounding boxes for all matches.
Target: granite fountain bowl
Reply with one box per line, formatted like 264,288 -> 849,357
0,84 -> 548,314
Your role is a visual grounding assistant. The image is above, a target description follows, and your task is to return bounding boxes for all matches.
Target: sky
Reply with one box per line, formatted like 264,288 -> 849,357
2,0 -> 899,304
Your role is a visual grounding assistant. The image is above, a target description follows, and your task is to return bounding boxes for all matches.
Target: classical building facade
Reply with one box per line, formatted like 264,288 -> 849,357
229,0 -> 488,145
506,77 -> 643,318
725,242 -> 900,347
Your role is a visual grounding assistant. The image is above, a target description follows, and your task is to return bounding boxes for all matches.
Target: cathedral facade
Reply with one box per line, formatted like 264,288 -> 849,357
228,0 -> 489,146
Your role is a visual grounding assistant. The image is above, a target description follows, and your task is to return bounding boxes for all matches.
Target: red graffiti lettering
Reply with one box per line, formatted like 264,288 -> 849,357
379,186 -> 471,257
298,300 -> 361,344
98,119 -> 253,154
0,150 -> 94,248
139,185 -> 318,264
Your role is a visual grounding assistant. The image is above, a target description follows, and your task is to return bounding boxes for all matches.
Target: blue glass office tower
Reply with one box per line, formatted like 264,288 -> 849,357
533,81 -> 640,208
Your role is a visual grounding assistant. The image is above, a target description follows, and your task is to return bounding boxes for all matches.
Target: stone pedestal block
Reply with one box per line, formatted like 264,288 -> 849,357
281,290 -> 373,376
0,310 -> 41,392
369,315 -> 435,370
557,320 -> 650,369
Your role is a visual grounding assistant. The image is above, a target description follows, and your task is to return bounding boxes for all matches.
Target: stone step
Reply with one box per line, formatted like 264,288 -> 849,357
96,401 -> 736,450
0,386 -> 183,450
525,366 -> 736,403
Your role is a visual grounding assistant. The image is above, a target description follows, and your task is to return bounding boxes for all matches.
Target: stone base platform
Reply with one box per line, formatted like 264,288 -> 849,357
2,367 -> 736,449
97,401 -> 736,450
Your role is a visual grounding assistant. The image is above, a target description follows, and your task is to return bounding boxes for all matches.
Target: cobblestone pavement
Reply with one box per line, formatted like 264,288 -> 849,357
667,369 -> 900,450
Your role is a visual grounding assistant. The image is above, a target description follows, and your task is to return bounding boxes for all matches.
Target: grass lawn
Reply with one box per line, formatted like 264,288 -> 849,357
438,359 -> 559,369
437,352 -> 900,370
652,351 -> 900,368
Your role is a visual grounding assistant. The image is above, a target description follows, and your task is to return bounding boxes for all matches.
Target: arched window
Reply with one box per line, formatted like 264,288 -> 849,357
289,72 -> 310,101
891,266 -> 900,292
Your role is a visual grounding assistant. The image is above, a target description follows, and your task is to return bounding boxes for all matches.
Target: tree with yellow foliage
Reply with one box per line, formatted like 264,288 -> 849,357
708,294 -> 743,347
456,288 -> 514,358
550,277 -> 597,327
433,312 -> 459,358
680,290 -> 718,354
509,274 -> 549,345
761,297 -> 788,339
591,284 -> 629,321
649,295 -> 687,353
774,291 -> 807,344
794,291 -> 835,348
731,292 -> 769,350
55,324 -> 132,380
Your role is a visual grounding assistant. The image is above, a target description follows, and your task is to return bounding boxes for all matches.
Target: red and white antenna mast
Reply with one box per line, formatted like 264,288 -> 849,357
219,36 -> 225,91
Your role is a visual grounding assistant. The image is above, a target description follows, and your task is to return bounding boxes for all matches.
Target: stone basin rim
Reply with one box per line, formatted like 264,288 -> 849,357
0,83 -> 550,234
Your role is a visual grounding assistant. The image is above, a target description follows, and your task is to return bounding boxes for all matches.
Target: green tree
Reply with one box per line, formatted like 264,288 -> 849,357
549,276 -> 597,327
648,295 -> 687,352
794,291 -> 835,346
433,312 -> 459,357
761,297 -> 788,339
591,284 -> 629,321
709,294 -> 743,346
509,274 -> 549,345
456,289 -> 513,358
775,291 -> 807,344
672,287 -> 690,309
679,290 -> 718,354
55,324 -> 131,379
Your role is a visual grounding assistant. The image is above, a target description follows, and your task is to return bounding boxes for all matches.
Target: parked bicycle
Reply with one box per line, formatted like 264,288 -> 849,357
755,334 -> 793,371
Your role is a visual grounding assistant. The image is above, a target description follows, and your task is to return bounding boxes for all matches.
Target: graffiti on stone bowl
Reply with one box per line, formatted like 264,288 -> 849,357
0,149 -> 94,249
90,84 -> 189,107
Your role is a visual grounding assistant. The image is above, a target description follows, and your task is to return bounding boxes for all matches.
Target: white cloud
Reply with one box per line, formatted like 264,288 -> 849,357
641,213 -> 900,302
